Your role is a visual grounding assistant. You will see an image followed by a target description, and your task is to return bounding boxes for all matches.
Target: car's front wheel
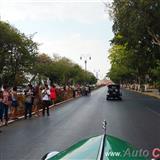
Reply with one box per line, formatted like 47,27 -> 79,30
106,96 -> 109,100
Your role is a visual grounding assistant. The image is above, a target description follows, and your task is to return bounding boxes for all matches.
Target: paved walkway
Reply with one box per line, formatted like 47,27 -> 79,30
125,88 -> 160,99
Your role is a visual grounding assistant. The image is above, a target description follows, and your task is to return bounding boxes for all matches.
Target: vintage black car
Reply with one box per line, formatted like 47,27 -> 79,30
106,84 -> 122,100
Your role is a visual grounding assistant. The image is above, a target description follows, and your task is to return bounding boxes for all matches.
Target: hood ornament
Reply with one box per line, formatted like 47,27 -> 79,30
102,120 -> 107,135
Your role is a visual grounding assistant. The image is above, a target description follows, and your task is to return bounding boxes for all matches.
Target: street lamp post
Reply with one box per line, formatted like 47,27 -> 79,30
94,69 -> 100,79
80,55 -> 91,71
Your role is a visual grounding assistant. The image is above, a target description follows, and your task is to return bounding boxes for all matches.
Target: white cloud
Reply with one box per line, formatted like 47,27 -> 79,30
0,0 -> 113,79
0,0 -> 110,23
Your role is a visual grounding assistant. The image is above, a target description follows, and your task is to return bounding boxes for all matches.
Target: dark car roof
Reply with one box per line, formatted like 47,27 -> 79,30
108,84 -> 120,87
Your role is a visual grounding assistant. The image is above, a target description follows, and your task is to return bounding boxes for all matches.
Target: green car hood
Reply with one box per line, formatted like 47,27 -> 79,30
48,135 -> 150,160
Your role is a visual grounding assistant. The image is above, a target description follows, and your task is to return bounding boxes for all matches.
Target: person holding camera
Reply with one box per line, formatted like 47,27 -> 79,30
42,84 -> 51,116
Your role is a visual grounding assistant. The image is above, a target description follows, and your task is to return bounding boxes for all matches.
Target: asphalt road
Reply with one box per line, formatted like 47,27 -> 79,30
0,87 -> 160,160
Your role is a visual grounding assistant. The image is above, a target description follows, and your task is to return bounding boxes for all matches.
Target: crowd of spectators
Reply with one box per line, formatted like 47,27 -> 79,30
0,83 -> 92,128
0,83 -> 57,126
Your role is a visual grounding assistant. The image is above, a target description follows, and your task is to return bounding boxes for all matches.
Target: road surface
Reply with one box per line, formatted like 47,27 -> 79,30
0,87 -> 160,160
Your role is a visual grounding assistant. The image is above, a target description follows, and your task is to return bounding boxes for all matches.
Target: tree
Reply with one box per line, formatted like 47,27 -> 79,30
107,44 -> 136,83
108,0 -> 160,84
32,54 -> 97,85
0,21 -> 38,86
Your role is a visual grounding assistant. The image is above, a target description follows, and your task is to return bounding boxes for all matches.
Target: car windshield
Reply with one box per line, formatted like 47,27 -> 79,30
0,1 -> 160,160
109,86 -> 119,89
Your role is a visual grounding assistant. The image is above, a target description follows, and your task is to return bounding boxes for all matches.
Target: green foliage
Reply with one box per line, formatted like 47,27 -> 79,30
0,21 -> 96,86
33,54 -> 97,85
108,0 -> 160,84
0,21 -> 38,86
150,60 -> 160,83
107,45 -> 135,83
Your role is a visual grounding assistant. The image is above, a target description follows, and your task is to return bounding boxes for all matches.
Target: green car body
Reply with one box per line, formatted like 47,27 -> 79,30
43,135 -> 150,160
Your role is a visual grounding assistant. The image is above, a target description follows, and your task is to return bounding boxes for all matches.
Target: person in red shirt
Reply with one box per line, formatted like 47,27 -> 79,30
50,84 -> 56,106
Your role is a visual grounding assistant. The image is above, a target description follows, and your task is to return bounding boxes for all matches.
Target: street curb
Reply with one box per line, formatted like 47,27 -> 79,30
0,96 -> 81,127
125,88 -> 160,100
0,87 -> 99,127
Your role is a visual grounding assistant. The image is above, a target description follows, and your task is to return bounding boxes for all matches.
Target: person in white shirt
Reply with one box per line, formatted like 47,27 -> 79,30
42,84 -> 51,116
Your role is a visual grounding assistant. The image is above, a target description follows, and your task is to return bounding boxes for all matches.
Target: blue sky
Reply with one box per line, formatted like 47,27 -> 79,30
0,0 -> 113,79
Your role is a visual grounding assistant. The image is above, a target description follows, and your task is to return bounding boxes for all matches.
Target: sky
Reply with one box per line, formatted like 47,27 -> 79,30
0,0 -> 114,79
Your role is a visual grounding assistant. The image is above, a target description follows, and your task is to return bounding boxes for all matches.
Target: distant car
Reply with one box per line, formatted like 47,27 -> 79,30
106,84 -> 122,100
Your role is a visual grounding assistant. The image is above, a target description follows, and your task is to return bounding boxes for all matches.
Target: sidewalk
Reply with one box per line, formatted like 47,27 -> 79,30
125,88 -> 160,100
141,91 -> 160,99
0,96 -> 80,127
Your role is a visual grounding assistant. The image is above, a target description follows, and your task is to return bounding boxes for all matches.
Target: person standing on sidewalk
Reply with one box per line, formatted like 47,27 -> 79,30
11,86 -> 18,119
50,84 -> 56,106
0,91 -> 3,132
33,84 -> 41,117
3,85 -> 10,125
42,84 -> 51,116
0,91 -> 4,126
24,84 -> 33,119
0,92 -> 3,131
